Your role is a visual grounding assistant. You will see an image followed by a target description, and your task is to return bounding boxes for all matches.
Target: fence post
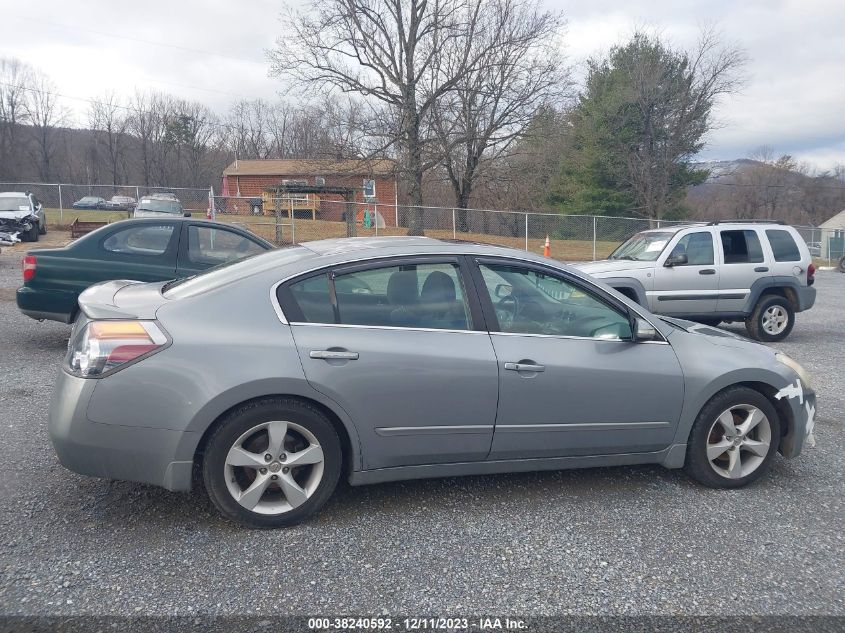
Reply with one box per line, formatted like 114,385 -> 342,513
592,215 -> 597,261
275,196 -> 282,245
57,184 -> 63,224
290,198 -> 296,244
374,203 -> 379,236
452,208 -> 457,239
524,213 -> 529,251
135,186 -> 140,203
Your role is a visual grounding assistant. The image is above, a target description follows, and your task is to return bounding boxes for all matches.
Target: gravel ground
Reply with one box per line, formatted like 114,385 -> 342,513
0,237 -> 842,617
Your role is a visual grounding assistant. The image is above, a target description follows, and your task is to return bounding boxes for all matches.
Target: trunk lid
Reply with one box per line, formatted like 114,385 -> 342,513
78,280 -> 168,320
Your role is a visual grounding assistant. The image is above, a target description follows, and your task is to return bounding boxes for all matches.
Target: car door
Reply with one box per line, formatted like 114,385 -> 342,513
470,258 -> 685,460
177,223 -> 270,276
650,229 -> 719,315
716,228 -> 770,313
278,256 -> 499,470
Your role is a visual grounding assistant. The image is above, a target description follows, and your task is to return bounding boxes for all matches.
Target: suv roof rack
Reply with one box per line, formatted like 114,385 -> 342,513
706,220 -> 786,226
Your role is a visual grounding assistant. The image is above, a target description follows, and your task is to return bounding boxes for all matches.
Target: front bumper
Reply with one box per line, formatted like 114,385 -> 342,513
48,370 -> 197,491
780,387 -> 817,458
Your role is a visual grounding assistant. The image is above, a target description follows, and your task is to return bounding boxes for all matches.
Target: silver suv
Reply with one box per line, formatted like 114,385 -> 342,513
575,221 -> 816,342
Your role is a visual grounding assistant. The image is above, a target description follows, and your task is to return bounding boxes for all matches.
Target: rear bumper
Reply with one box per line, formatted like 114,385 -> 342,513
795,285 -> 816,312
16,286 -> 76,323
48,370 -> 197,491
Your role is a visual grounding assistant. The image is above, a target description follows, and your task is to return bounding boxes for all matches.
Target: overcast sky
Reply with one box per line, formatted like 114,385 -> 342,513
3,0 -> 844,168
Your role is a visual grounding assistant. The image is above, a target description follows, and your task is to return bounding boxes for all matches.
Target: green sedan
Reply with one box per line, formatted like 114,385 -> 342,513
17,218 -> 274,323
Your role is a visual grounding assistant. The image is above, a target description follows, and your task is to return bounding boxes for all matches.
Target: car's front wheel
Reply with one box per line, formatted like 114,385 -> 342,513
745,295 -> 794,342
684,387 -> 781,488
203,398 -> 342,528
839,255 -> 845,273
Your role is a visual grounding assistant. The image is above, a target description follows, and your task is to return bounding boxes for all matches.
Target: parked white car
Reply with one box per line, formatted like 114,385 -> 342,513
575,221 -> 816,342
133,195 -> 187,218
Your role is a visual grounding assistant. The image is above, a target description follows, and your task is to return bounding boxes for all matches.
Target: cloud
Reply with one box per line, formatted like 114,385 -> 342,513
2,0 -> 843,167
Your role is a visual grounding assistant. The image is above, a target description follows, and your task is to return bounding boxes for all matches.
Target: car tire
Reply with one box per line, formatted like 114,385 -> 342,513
745,295 -> 794,342
202,398 -> 342,528
39,221 -> 46,235
684,386 -> 781,489
27,224 -> 39,242
839,256 -> 845,273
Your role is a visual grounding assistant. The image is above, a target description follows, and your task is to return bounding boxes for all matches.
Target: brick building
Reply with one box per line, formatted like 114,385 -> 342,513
221,158 -> 399,226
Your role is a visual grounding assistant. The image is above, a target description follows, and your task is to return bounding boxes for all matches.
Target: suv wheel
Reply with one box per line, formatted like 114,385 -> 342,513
202,398 -> 342,528
684,386 -> 781,488
839,255 -> 845,273
745,295 -> 794,342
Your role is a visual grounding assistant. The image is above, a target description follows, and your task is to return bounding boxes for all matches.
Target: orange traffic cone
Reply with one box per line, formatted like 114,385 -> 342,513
543,235 -> 551,257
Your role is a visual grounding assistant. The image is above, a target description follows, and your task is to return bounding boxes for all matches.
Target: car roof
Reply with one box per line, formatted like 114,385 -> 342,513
0,191 -> 29,197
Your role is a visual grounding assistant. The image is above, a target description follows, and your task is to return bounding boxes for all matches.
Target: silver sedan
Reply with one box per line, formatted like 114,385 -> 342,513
49,237 -> 816,527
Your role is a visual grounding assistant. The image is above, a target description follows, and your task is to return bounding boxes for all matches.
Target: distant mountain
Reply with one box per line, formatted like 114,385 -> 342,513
691,159 -> 768,182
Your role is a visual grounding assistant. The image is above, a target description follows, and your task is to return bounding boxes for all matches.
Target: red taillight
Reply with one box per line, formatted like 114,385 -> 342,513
22,255 -> 36,282
807,263 -> 815,285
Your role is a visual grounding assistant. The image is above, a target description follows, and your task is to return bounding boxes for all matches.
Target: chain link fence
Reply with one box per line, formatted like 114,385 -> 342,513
3,181 -> 841,265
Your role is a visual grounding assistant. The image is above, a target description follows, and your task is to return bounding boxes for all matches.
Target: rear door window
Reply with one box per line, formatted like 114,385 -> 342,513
281,261 -> 473,330
720,230 -> 764,264
102,224 -> 176,256
766,229 -> 801,262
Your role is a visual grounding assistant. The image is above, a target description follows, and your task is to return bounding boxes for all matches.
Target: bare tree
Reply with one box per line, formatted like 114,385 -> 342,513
88,92 -> 129,187
24,70 -> 69,181
430,0 -> 567,230
0,57 -> 34,180
270,0 -> 514,234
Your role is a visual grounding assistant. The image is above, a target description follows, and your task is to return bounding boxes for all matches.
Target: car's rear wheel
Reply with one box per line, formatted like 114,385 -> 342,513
202,398 -> 341,528
684,387 -> 781,488
839,255 -> 845,273
745,295 -> 794,342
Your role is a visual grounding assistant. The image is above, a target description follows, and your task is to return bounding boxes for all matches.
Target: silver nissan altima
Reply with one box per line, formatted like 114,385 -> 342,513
49,237 -> 816,528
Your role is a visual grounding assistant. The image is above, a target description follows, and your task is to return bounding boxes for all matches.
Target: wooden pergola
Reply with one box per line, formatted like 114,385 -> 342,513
263,183 -> 361,237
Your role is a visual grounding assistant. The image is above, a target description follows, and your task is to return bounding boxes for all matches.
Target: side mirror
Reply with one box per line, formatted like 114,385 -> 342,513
664,253 -> 687,267
184,212 -> 192,218
494,283 -> 513,299
633,317 -> 658,342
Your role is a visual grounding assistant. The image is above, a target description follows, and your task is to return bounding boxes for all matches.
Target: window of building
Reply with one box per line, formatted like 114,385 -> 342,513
363,179 -> 376,198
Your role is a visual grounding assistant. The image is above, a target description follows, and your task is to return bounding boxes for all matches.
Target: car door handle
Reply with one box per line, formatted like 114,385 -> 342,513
699,269 -> 716,275
754,266 -> 769,272
309,350 -> 359,360
504,362 -> 545,372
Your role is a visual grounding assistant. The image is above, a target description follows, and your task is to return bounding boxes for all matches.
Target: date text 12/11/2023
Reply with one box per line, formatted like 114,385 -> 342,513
307,617 -> 528,630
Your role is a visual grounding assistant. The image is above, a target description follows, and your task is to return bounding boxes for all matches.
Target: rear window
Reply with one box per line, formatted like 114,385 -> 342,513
137,198 -> 182,214
765,229 -> 801,262
163,246 -> 310,299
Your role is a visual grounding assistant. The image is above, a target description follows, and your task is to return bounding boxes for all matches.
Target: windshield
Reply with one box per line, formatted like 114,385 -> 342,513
609,231 -> 674,261
0,197 -> 30,212
137,198 -> 182,213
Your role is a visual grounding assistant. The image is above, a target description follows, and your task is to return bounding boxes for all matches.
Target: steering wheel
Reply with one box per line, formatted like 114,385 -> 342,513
495,294 -> 519,329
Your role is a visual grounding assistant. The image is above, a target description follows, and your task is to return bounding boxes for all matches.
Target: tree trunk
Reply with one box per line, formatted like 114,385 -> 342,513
405,117 -> 426,236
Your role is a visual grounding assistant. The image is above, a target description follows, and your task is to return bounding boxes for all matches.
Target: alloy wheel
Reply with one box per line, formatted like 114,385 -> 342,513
224,420 -> 325,515
706,404 -> 772,479
761,305 -> 788,335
